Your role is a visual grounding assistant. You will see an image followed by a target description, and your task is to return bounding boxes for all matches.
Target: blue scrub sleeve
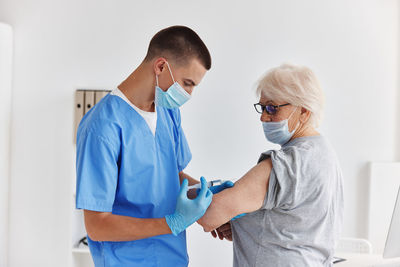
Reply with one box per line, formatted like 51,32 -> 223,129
176,129 -> 192,172
76,130 -> 119,212
175,111 -> 192,172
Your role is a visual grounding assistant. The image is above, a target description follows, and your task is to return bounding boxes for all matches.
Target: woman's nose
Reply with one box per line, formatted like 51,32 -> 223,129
260,111 -> 271,122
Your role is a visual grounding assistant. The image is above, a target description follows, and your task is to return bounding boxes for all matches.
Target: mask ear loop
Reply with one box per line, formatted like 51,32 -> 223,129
155,61 -> 174,87
288,106 -> 297,120
164,61 -> 176,83
288,106 -> 300,133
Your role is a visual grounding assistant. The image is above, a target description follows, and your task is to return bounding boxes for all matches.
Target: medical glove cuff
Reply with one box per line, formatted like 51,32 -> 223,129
231,213 -> 246,221
165,213 -> 186,236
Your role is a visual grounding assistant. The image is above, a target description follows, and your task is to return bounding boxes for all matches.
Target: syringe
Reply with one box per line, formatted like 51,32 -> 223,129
187,179 -> 222,190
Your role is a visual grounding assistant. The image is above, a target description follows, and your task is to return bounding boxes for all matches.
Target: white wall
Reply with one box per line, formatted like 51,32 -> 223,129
0,22 -> 12,267
0,0 -> 398,266
396,2 -> 400,162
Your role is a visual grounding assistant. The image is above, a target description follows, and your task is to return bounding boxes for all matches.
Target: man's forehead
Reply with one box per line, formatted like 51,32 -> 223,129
178,59 -> 207,84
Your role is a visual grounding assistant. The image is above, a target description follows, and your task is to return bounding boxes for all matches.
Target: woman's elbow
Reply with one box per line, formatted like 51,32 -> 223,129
202,224 -> 215,233
197,216 -> 215,232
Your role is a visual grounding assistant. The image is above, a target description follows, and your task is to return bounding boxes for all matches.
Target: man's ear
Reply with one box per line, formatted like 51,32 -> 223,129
153,57 -> 167,75
300,107 -> 311,124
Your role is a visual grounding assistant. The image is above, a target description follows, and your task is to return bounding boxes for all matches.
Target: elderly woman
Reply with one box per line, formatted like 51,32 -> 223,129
198,63 -> 344,267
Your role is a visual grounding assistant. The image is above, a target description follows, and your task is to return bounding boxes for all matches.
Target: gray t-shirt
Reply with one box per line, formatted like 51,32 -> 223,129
231,135 -> 344,267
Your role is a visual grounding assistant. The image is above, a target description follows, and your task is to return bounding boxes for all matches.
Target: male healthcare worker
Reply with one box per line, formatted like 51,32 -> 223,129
75,26 -> 232,266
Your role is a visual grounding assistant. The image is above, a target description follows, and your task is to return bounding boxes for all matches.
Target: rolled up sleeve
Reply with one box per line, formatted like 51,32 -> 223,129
259,148 -> 303,210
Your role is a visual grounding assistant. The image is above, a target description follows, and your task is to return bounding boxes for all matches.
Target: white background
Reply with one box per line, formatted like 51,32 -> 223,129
0,22 -> 12,267
0,0 -> 399,266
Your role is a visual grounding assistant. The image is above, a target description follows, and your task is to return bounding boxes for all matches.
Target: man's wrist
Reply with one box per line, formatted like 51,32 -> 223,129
165,213 -> 186,236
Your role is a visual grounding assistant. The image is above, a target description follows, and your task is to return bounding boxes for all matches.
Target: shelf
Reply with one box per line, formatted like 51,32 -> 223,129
72,248 -> 90,254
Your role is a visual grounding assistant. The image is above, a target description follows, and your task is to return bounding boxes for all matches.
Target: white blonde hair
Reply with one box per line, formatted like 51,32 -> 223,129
256,63 -> 325,127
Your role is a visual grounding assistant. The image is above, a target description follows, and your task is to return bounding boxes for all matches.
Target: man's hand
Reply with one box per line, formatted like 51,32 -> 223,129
210,222 -> 232,241
165,177 -> 213,236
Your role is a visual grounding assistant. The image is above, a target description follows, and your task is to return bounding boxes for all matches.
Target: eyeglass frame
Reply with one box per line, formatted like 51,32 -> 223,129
253,103 -> 291,115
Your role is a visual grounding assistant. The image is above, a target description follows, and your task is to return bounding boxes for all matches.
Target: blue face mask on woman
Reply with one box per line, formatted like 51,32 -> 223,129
155,61 -> 191,109
262,107 -> 298,145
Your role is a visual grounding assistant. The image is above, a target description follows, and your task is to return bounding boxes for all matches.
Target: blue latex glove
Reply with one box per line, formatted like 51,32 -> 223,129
231,213 -> 246,221
196,180 -> 234,195
166,177 -> 213,236
209,180 -> 234,194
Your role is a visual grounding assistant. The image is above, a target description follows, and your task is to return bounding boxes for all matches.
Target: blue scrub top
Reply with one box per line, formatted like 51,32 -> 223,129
75,94 -> 192,267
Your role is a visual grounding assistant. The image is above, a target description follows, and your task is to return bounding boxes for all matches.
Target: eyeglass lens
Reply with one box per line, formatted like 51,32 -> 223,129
265,105 -> 277,115
254,103 -> 279,115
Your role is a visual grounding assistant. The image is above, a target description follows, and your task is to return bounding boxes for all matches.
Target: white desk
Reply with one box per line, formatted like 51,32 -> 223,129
335,253 -> 400,267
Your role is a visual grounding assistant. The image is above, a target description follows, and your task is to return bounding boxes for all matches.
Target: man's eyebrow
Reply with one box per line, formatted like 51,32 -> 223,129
184,78 -> 196,86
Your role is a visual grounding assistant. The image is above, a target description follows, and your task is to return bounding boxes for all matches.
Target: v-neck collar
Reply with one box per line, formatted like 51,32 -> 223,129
110,93 -> 159,138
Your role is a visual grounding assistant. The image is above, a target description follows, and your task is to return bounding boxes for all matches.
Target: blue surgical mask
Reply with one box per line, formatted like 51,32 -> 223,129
262,107 -> 298,145
155,62 -> 191,109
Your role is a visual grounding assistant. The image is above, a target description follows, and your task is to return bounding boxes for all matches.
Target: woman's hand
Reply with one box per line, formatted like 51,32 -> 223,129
210,222 -> 232,241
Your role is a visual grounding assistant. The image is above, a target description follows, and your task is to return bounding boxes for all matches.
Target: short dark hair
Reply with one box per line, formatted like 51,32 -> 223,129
144,26 -> 211,70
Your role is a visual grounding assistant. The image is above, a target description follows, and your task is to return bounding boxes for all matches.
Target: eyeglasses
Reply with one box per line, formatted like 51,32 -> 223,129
253,103 -> 291,115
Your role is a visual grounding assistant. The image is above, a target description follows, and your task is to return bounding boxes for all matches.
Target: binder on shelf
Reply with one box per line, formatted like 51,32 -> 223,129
95,90 -> 109,104
74,89 -> 111,144
74,91 -> 85,144
84,91 -> 95,115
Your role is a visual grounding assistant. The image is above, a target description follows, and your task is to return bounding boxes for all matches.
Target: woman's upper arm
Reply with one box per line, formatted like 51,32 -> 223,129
198,159 -> 272,231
